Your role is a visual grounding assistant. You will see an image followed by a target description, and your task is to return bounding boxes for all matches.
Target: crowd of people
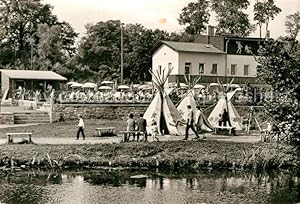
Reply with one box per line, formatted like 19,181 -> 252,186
59,89 -> 154,103
11,83 -> 274,106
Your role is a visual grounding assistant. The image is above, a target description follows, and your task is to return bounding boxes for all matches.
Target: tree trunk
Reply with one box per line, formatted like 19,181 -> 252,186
259,23 -> 262,38
265,19 -> 269,38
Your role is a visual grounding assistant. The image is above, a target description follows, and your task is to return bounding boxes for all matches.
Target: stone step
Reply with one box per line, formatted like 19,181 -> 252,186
14,117 -> 50,121
14,120 -> 50,124
14,112 -> 49,116
13,111 -> 50,124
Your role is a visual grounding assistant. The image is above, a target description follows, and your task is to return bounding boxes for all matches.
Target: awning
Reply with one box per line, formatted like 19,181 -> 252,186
0,69 -> 67,81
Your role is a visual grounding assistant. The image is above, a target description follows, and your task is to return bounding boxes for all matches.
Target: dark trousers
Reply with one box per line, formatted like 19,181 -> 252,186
185,123 -> 199,139
137,131 -> 147,141
77,127 -> 85,139
222,120 -> 231,127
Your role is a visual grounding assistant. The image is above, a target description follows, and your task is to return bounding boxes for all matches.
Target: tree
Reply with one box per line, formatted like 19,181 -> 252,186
211,0 -> 254,37
76,21 -> 174,83
254,1 -> 267,38
253,0 -> 281,38
256,38 -> 300,144
77,20 -> 122,82
0,0 -> 77,70
178,0 -> 210,35
264,0 -> 281,37
124,26 -> 172,82
285,12 -> 300,40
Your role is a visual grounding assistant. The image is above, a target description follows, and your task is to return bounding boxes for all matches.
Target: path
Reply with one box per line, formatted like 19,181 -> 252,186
0,133 -> 261,145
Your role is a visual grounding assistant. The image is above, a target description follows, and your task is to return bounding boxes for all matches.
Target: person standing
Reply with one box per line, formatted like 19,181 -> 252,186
136,113 -> 147,141
222,109 -> 231,127
150,115 -> 159,142
126,113 -> 136,141
76,114 -> 85,140
184,105 -> 200,140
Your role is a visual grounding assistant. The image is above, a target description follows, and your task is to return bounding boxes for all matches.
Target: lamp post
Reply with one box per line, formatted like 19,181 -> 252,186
120,23 -> 124,85
28,37 -> 34,70
224,38 -> 231,126
225,38 -> 230,85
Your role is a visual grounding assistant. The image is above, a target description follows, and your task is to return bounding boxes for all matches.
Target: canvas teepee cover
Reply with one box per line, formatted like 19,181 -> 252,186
208,90 -> 243,130
144,68 -> 185,136
177,92 -> 213,132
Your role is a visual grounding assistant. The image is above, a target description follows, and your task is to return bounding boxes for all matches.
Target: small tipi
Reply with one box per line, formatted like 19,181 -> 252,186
208,84 -> 243,130
177,91 -> 213,132
144,68 -> 185,136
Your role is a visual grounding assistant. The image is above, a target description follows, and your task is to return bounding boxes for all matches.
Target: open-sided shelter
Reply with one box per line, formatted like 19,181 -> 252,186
0,69 -> 66,98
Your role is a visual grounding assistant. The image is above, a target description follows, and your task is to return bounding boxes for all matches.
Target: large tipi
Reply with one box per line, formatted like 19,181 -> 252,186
208,88 -> 243,130
143,68 -> 185,136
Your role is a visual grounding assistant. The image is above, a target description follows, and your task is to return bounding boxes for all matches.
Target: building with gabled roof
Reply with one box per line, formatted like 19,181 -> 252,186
152,38 -> 261,85
0,69 -> 67,97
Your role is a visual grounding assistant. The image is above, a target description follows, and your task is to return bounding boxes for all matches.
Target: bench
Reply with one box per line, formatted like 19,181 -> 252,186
120,131 -> 147,142
6,133 -> 33,144
214,126 -> 236,135
94,127 -> 115,137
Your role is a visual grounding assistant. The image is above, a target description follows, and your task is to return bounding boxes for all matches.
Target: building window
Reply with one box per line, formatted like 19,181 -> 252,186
168,63 -> 172,69
231,64 -> 237,75
211,64 -> 218,74
199,63 -> 204,75
185,62 -> 191,75
244,65 -> 249,76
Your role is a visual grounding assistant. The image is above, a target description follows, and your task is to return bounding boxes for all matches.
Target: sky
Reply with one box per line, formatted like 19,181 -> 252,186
44,0 -> 300,40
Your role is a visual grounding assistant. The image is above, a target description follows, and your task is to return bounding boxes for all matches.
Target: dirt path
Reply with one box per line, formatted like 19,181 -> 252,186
0,133 -> 261,145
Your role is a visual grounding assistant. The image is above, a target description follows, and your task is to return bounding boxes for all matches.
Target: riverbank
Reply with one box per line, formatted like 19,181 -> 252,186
0,141 -> 297,172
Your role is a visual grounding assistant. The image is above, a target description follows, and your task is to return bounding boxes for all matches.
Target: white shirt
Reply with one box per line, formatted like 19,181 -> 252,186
186,109 -> 193,123
195,110 -> 201,124
78,118 -> 84,129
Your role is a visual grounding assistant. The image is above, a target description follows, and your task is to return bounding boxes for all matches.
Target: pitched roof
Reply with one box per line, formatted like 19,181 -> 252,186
162,41 -> 225,54
0,69 -> 67,81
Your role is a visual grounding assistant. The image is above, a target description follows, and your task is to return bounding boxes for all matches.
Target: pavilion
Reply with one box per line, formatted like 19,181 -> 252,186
0,69 -> 67,98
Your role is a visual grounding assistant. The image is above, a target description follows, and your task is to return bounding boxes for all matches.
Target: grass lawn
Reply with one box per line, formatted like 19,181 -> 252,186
0,120 -> 296,171
0,140 -> 296,171
0,119 -> 127,138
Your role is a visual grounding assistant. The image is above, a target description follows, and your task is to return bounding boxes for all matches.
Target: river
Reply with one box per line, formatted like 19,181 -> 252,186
0,169 -> 299,204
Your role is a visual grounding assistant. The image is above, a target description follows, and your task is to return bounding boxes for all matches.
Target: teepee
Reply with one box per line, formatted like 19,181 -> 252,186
177,75 -> 213,132
144,67 -> 185,136
208,80 -> 243,131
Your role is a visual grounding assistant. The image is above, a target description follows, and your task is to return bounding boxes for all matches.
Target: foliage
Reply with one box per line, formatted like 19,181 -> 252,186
75,20 -> 190,83
178,0 -> 210,35
211,0 -> 254,37
263,0 -> 281,35
285,11 -> 300,40
0,0 -> 77,72
254,1 -> 267,38
254,0 -> 281,38
257,38 -> 300,144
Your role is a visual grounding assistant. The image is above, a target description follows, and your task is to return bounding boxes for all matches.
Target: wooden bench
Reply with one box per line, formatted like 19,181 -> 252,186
94,127 -> 115,137
120,131 -> 147,142
214,126 -> 236,135
6,132 -> 33,144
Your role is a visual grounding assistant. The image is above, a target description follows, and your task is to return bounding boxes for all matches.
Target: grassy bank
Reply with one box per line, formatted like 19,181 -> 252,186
0,119 -> 126,138
0,141 -> 297,172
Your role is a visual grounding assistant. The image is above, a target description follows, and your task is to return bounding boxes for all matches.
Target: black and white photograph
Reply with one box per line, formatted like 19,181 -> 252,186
0,0 -> 299,203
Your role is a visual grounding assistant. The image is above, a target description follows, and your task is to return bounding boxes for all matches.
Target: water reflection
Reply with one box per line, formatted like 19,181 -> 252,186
0,170 -> 298,204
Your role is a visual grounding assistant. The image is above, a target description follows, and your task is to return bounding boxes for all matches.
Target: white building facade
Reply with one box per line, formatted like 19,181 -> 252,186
152,37 -> 262,85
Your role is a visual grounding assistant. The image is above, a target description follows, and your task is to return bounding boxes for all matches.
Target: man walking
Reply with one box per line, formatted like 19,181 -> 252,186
76,114 -> 85,140
184,105 -> 200,140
